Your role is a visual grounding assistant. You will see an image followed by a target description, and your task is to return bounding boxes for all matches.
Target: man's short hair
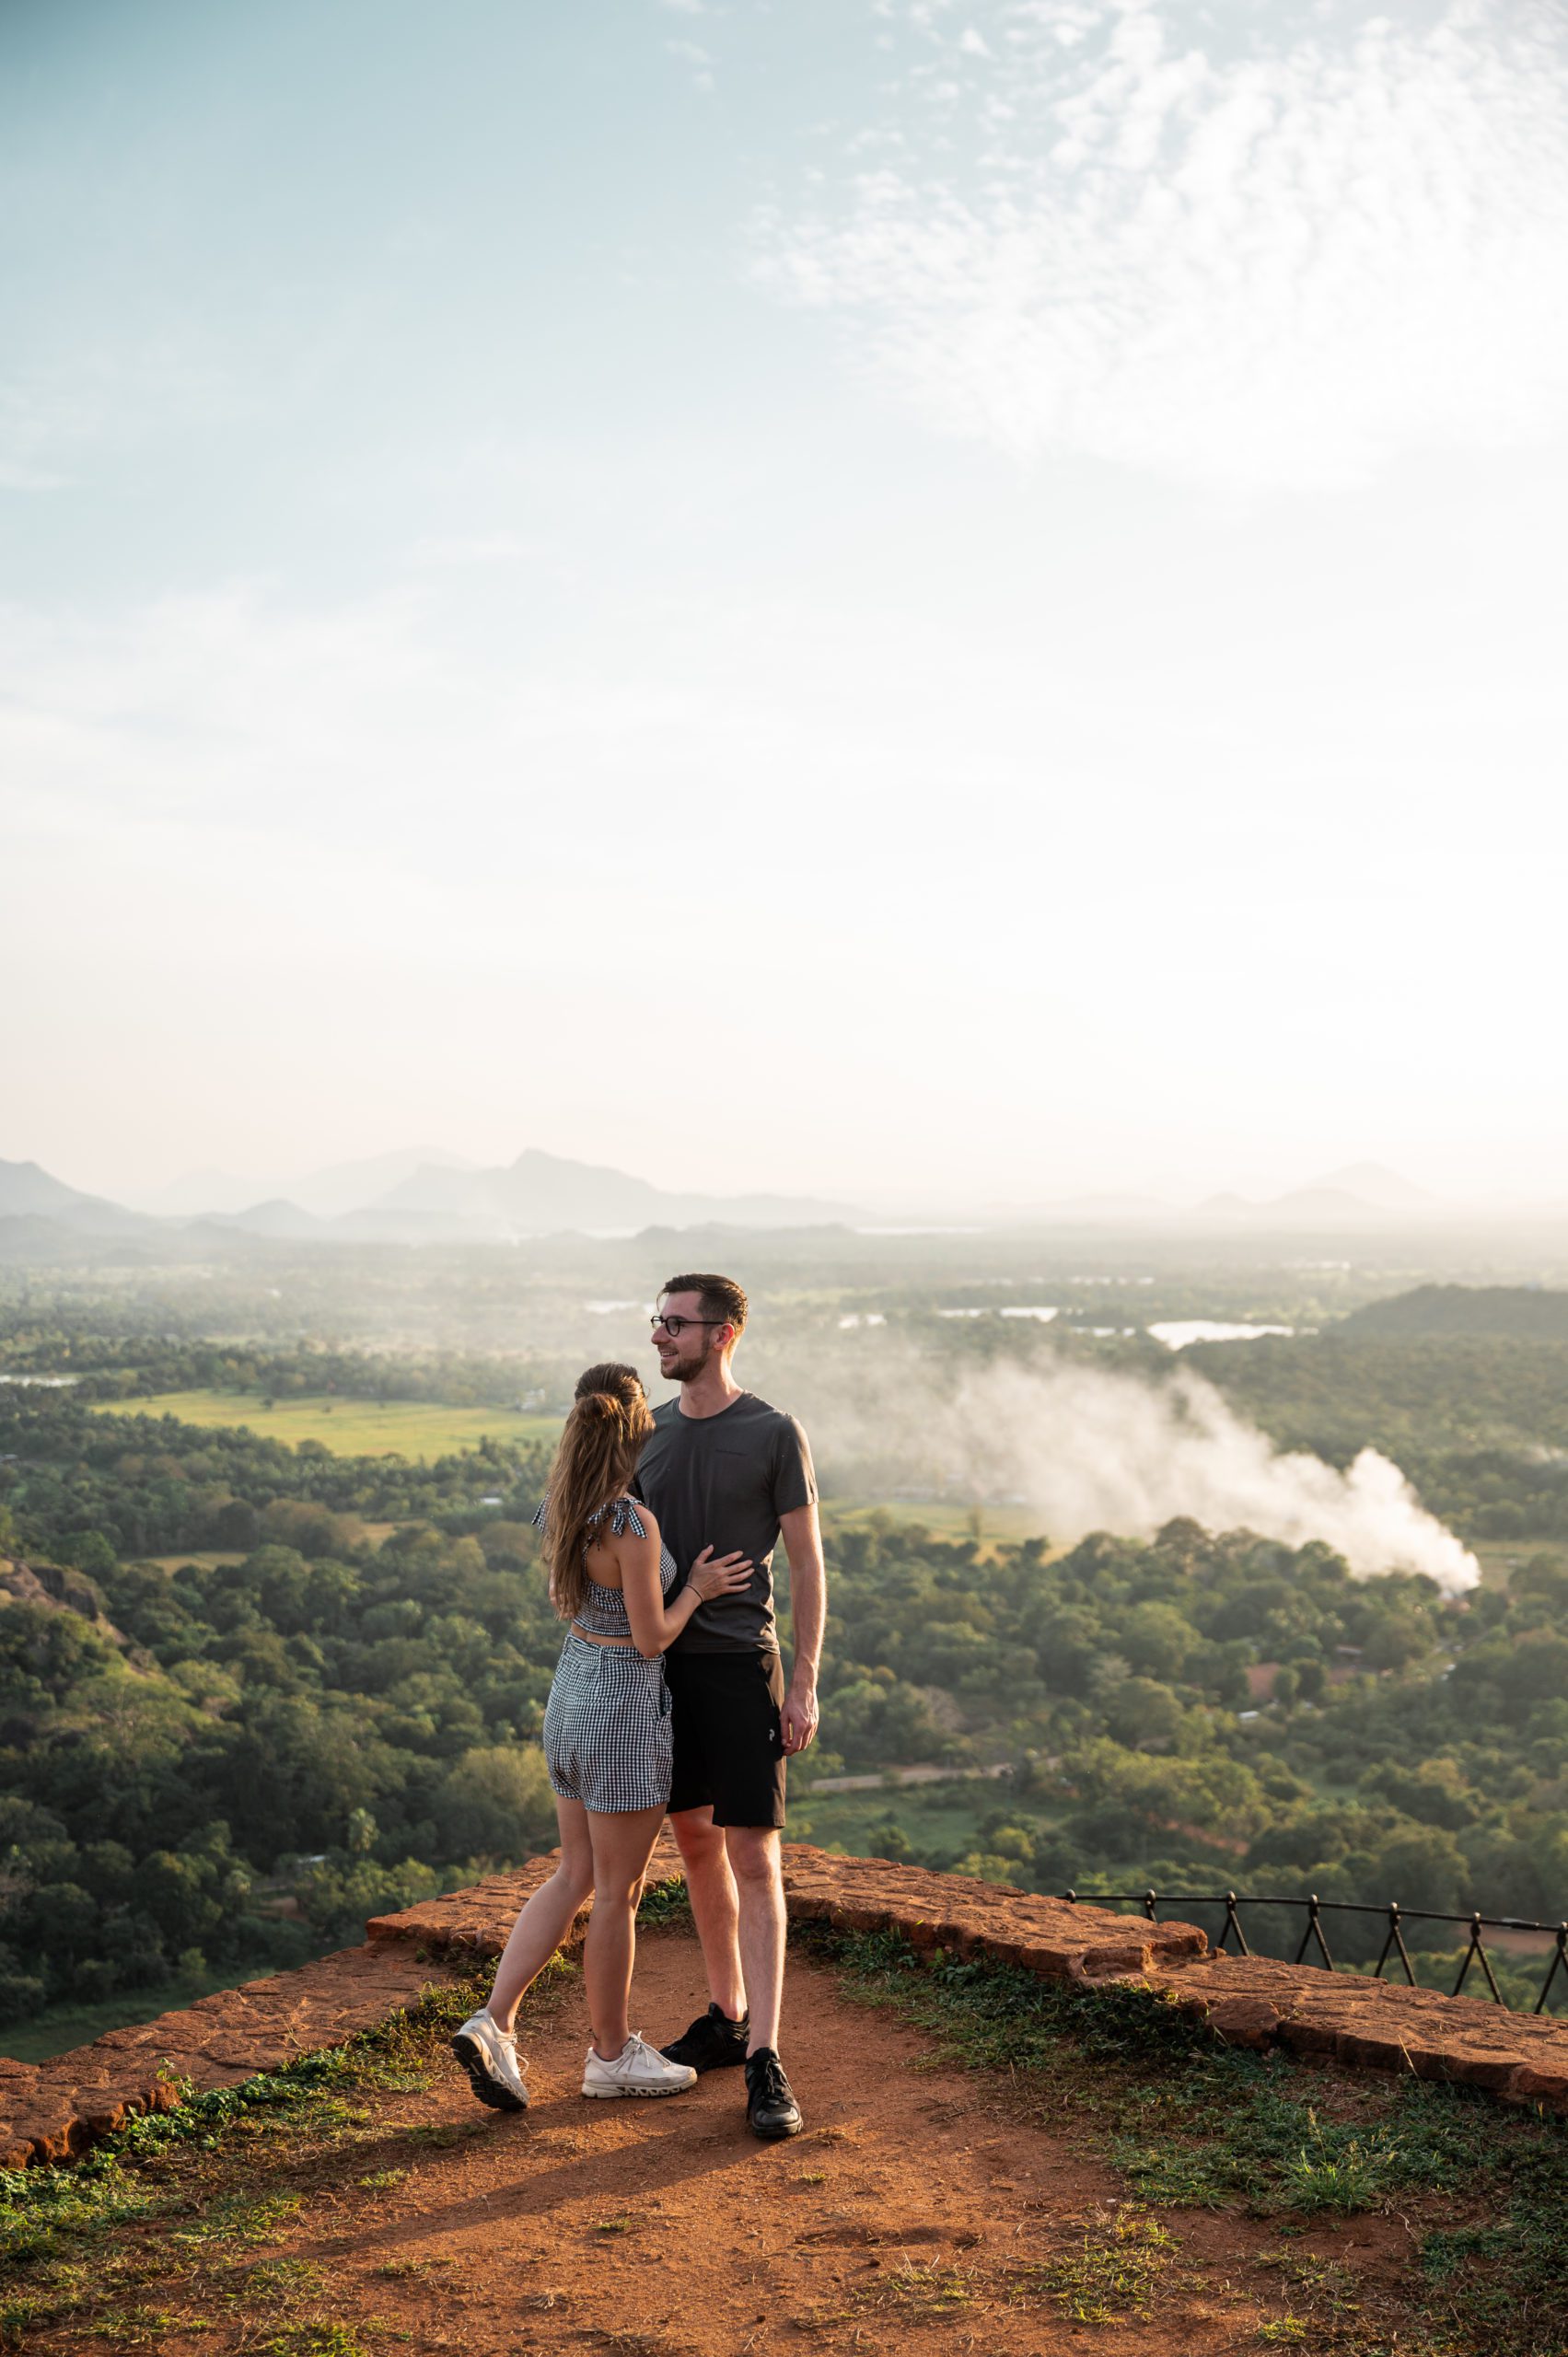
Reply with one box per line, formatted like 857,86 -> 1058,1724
662,1271 -> 749,1336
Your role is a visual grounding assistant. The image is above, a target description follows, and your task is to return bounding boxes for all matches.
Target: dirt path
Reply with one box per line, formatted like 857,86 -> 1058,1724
10,1922 -> 1446,2353
213,1928 -> 1404,2355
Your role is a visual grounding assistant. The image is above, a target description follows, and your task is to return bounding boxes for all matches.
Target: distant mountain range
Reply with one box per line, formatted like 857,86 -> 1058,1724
962,1163 -> 1443,1228
3,1149 -> 1563,1262
1191,1164 -> 1437,1225
0,1162 -> 156,1239
124,1146 -> 480,1220
0,1150 -> 860,1255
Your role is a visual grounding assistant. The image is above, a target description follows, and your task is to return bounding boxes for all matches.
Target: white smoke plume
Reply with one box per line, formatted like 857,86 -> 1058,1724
800,1354 -> 1480,1595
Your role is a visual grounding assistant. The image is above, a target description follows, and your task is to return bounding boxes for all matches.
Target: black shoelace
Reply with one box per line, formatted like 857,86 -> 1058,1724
749,2052 -> 791,2105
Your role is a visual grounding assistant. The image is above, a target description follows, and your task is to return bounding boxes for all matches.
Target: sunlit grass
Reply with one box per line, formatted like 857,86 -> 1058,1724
87,1389 -> 561,1459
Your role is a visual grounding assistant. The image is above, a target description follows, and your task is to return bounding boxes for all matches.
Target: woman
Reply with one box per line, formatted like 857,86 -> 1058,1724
450,1362 -> 752,2108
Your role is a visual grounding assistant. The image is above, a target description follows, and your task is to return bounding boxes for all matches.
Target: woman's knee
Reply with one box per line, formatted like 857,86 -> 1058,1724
589,1876 -> 643,1916
553,1855 -> 595,1905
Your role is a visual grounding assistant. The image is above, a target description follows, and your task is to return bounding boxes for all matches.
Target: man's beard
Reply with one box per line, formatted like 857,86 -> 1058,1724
660,1338 -> 712,1385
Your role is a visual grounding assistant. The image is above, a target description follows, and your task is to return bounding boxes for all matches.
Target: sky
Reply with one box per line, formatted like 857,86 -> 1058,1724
4,0 -> 1567,1211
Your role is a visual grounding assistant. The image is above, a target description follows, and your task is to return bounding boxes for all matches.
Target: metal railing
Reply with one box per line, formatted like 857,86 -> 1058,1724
1058,1887 -> 1568,2015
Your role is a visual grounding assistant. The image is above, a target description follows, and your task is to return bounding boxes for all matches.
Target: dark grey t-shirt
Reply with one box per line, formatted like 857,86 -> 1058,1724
633,1390 -> 817,1655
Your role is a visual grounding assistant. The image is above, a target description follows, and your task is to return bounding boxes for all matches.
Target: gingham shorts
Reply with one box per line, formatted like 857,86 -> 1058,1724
542,1633 -> 673,1814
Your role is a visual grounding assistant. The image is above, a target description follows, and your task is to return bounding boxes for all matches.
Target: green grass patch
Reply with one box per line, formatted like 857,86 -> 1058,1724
1023,2206 -> 1179,2325
806,1920 -> 1568,2357
238,2258 -> 329,2306
256,2328 -> 374,2357
88,1389 -> 561,1460
635,1874 -> 691,1927
817,2208 -> 1179,2335
168,2190 -> 306,2253
82,2305 -> 175,2345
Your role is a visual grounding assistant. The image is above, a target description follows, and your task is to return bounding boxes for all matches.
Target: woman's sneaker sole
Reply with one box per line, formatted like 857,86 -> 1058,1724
580,2077 -> 691,2098
451,2030 -> 528,2112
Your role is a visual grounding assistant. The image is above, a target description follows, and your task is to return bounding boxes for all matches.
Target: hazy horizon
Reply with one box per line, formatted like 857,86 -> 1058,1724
14,1136 -> 1568,1228
6,0 -> 1566,1208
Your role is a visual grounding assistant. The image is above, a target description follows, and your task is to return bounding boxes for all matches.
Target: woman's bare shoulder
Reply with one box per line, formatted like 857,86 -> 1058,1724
585,1495 -> 658,1549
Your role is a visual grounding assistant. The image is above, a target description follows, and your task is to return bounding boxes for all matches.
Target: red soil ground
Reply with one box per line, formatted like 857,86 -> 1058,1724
218,1926 -> 1413,2357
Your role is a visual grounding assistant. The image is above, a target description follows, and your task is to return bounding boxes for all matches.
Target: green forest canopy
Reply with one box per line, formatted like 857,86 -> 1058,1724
3,1374 -> 1567,2035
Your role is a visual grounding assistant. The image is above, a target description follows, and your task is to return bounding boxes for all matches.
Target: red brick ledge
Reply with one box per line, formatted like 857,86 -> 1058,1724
1145,1952 -> 1568,2107
372,1839 -> 1568,2113
0,1941 -> 465,2171
10,1842 -> 1567,2169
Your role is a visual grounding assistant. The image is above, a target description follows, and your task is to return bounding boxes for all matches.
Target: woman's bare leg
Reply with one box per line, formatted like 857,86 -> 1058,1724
485,1798 -> 595,2032
583,1805 -> 668,2059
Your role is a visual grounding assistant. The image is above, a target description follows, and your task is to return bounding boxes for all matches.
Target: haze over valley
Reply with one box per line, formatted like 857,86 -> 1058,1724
9,1145 -> 1568,1260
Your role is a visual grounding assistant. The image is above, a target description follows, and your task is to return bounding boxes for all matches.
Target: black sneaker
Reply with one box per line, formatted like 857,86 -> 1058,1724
660,2002 -> 749,2073
744,2048 -> 803,2141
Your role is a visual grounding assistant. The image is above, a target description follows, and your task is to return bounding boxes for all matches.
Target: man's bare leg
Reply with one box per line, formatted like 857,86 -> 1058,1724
726,1825 -> 785,2055
668,1804 -> 747,2021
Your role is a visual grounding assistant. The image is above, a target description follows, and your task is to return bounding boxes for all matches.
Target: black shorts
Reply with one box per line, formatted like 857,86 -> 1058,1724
665,1648 -> 787,1829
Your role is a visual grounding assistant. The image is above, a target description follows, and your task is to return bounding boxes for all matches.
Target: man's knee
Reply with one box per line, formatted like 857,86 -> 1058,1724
669,1807 -> 726,1867
725,1828 -> 782,1887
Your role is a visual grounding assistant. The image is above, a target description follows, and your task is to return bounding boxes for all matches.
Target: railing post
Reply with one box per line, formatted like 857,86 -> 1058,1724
1144,1888 -> 1158,1922
1220,1890 -> 1250,1956
1294,1893 -> 1335,1971
1536,1925 -> 1568,2015
1453,1912 -> 1504,2003
1374,1899 -> 1416,1986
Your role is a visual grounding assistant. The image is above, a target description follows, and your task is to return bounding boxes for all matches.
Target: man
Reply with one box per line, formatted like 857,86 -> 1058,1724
634,1272 -> 825,2140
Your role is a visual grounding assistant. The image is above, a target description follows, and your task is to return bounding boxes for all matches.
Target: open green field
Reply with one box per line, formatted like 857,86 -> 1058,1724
89,1390 -> 562,1459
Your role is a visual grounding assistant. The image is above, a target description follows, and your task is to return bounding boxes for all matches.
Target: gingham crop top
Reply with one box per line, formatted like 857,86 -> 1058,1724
531,1495 -> 679,1638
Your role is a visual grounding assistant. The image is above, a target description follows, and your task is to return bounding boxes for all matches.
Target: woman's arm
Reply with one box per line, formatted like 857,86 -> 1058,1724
617,1526 -> 753,1659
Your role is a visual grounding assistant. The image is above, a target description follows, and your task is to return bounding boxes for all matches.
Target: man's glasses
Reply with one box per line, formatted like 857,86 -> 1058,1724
651,1314 -> 725,1338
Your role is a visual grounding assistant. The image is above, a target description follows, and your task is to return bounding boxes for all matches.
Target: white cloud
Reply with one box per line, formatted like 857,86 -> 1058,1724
755,0 -> 1568,488
666,33 -> 715,89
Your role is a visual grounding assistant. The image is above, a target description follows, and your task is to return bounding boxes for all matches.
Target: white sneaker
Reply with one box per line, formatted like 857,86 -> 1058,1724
582,2032 -> 699,2099
451,2011 -> 529,2112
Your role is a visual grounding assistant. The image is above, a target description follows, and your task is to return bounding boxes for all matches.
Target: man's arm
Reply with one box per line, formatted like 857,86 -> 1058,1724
779,1500 -> 825,1755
